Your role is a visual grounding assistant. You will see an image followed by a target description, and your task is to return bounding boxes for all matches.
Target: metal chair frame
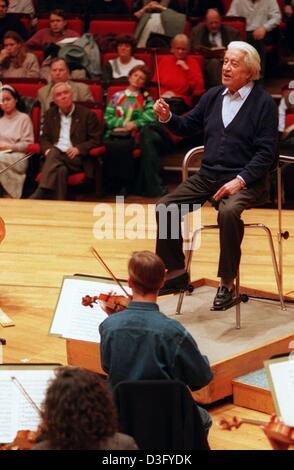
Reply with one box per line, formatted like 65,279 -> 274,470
175,146 -> 286,329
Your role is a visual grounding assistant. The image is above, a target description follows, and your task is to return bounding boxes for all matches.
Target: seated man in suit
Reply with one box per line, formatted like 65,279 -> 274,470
30,82 -> 101,200
99,250 -> 213,435
37,58 -> 94,119
190,8 -> 240,88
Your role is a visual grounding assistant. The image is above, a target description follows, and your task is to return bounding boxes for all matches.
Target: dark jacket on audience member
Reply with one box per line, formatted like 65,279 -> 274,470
40,104 -> 102,178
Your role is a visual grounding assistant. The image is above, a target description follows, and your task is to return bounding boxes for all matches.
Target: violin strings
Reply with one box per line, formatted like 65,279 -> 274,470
91,247 -> 132,299
154,50 -> 161,99
11,376 -> 41,416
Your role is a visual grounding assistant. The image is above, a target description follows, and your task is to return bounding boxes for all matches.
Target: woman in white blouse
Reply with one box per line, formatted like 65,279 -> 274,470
0,85 -> 34,198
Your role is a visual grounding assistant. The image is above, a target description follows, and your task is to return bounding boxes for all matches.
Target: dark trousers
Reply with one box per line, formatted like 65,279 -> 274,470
134,123 -> 172,197
156,172 -> 267,280
39,147 -> 83,200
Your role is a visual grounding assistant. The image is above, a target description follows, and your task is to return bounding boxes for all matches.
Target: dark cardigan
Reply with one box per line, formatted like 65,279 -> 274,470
166,84 -> 278,186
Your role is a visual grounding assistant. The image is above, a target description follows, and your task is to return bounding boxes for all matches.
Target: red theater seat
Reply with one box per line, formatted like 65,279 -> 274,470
89,19 -> 136,36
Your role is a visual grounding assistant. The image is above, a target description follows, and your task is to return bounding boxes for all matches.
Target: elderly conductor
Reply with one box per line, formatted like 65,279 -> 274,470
154,41 -> 278,310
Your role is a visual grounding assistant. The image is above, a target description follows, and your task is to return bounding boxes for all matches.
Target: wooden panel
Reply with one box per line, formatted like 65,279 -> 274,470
232,381 -> 275,415
66,339 -> 106,375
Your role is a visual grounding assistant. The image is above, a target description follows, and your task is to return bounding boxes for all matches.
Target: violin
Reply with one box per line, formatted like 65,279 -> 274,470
219,414 -> 294,450
0,429 -> 40,451
0,376 -> 42,451
81,247 -> 132,315
82,291 -> 130,315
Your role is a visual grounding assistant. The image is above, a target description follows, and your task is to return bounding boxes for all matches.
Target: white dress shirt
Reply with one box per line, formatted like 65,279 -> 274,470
55,105 -> 75,152
222,81 -> 254,128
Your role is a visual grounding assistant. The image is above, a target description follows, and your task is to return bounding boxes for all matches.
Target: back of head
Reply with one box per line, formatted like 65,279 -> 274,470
227,41 -> 261,81
41,366 -> 117,450
128,251 -> 165,295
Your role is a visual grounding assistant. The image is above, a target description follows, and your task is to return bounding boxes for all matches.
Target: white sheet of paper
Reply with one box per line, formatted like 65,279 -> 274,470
0,368 -> 56,443
267,359 -> 294,426
50,277 -> 131,343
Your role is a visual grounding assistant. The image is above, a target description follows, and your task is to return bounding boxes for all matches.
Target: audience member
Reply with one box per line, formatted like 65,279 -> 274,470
226,0 -> 281,79
30,82 -> 101,200
99,250 -> 213,436
26,9 -> 80,49
33,366 -> 138,450
103,64 -> 157,196
190,9 -> 240,87
133,1 -> 187,47
102,35 -> 144,84
187,0 -> 225,17
283,0 -> 294,53
0,0 -> 28,42
37,58 -> 94,118
278,80 -> 294,134
0,85 -> 34,198
0,31 -> 40,78
152,33 -> 205,114
8,0 -> 35,16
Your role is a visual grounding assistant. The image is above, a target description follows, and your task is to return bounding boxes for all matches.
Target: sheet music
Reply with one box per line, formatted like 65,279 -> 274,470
50,277 -> 131,343
266,358 -> 294,426
0,368 -> 56,443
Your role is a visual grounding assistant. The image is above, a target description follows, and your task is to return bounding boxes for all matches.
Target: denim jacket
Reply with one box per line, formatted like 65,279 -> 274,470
99,301 -> 213,390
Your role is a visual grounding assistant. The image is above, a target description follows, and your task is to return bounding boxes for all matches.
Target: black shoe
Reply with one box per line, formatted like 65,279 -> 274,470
159,272 -> 190,296
29,187 -> 54,200
213,286 -> 235,309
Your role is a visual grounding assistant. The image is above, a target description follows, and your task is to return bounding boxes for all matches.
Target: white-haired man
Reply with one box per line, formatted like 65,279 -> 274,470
30,82 -> 101,200
154,41 -> 278,309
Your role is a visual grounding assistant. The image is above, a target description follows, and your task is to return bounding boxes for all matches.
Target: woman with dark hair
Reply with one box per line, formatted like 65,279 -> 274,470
102,34 -> 145,83
33,367 -> 138,450
103,64 -> 160,196
0,85 -> 33,198
0,31 -> 40,78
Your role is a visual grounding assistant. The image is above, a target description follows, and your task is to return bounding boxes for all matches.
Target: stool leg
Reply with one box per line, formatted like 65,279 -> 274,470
175,228 -> 201,315
235,269 -> 241,329
262,225 -> 286,310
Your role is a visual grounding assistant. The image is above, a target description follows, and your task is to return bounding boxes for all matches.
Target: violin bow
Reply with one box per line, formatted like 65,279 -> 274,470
0,152 -> 33,176
90,247 -> 132,299
154,49 -> 161,99
11,376 -> 41,416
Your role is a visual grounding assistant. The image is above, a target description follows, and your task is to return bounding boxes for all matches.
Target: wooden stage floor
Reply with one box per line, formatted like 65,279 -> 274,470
0,199 -> 293,450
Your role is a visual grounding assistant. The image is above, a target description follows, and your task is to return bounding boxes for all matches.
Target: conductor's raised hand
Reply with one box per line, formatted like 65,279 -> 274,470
153,98 -> 171,122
